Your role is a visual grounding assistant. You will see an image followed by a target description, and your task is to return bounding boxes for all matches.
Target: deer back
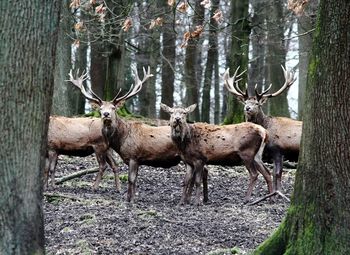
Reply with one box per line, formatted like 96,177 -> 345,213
48,116 -> 106,155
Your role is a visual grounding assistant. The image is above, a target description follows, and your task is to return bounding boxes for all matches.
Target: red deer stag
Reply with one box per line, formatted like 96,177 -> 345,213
160,103 -> 273,205
45,116 -> 120,191
68,67 -> 208,203
223,65 -> 301,202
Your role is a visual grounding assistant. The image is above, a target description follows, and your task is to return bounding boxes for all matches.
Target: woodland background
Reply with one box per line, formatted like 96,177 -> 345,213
53,0 -> 318,123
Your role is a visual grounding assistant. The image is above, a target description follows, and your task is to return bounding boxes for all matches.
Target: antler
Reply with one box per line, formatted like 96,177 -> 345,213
223,66 -> 248,100
67,69 -> 103,105
112,66 -> 153,105
256,65 -> 296,101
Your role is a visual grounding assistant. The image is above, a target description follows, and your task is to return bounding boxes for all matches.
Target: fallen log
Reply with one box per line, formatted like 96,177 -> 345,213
54,167 -> 99,185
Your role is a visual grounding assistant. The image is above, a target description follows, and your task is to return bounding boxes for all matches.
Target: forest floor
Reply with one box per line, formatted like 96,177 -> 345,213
44,154 -> 295,255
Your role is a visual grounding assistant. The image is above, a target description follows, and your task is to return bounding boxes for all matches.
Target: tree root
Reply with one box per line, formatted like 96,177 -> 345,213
248,190 -> 290,206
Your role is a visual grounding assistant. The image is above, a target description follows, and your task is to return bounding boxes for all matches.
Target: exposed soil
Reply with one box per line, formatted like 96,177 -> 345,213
44,154 -> 295,255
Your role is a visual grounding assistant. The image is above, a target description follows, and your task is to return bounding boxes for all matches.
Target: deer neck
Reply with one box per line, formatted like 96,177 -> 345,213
245,109 -> 269,128
171,122 -> 192,150
102,116 -> 128,151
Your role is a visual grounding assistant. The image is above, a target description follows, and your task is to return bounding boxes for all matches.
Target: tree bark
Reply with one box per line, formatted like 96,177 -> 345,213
0,1 -> 59,254
223,0 -> 250,124
265,0 -> 289,117
297,0 -> 318,120
160,3 -> 176,120
52,0 -> 85,116
184,0 -> 204,122
201,0 -> 219,123
254,0 -> 350,253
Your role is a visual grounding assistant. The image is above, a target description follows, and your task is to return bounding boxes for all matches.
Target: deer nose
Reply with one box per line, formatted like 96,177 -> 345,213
103,112 -> 110,117
175,117 -> 181,122
245,106 -> 250,111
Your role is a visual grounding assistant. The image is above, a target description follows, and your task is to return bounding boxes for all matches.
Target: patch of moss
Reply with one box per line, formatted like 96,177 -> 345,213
119,174 -> 128,183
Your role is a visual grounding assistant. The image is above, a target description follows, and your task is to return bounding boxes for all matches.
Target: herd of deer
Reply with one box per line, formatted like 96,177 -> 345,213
44,65 -> 302,205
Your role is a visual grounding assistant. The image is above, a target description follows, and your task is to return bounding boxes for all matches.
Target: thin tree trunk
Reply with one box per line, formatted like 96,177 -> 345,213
184,0 -> 204,122
254,1 -> 350,253
160,3 -> 176,119
201,0 -> 219,123
297,0 -> 318,120
224,0 -> 250,124
265,0 -> 289,117
52,0 -> 82,116
0,1 -> 59,253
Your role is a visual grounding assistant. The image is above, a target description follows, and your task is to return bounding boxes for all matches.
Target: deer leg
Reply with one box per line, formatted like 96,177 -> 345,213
106,149 -> 120,192
179,164 -> 194,205
127,159 -> 139,203
254,155 -> 273,195
273,153 -> 283,191
193,162 -> 204,206
93,152 -> 108,191
44,157 -> 50,189
241,158 -> 259,203
202,166 -> 209,204
47,151 -> 58,188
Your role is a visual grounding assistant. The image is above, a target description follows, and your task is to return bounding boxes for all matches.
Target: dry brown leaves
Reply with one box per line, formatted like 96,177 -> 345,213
122,17 -> 133,32
287,0 -> 309,15
181,25 -> 204,48
149,17 -> 164,29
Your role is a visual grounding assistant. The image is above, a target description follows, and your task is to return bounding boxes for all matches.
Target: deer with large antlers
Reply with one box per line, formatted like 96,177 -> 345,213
45,116 -> 121,191
223,65 -> 302,200
160,103 -> 273,205
68,67 -> 209,203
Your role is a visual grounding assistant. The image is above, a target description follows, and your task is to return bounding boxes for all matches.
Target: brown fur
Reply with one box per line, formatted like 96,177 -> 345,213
161,104 -> 273,205
45,116 -> 120,191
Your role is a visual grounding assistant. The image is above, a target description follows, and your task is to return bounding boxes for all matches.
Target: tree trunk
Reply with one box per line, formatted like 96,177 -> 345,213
249,0 -> 266,97
201,0 -> 219,123
254,1 -> 350,253
297,0 -> 318,120
136,1 -> 159,118
265,0 -> 289,117
223,0 -> 250,124
52,0 -> 85,116
160,4 -> 176,120
184,0 -> 204,122
0,1 -> 59,254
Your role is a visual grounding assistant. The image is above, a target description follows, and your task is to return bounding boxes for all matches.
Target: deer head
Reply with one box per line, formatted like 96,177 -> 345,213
67,66 -> 153,125
160,103 -> 197,140
223,65 -> 296,119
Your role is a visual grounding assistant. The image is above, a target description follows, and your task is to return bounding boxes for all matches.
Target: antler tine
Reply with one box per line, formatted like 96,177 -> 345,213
112,66 -> 153,104
255,83 -> 272,99
261,65 -> 296,98
223,66 -> 248,99
66,69 -> 102,105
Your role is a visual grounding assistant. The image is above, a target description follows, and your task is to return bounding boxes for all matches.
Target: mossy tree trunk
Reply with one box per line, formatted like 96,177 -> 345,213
254,1 -> 350,254
223,0 -> 250,124
297,0 -> 318,120
0,1 -> 59,254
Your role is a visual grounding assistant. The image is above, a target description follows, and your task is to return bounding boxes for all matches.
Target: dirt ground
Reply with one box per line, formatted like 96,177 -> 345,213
44,154 -> 295,255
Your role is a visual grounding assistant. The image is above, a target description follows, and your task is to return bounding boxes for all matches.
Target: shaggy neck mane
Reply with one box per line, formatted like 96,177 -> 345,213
245,108 -> 269,128
171,122 -> 192,149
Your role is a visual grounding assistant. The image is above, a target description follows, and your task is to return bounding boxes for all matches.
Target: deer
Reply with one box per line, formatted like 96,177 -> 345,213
67,67 -> 209,203
44,116 -> 121,191
160,103 -> 273,205
223,65 -> 302,203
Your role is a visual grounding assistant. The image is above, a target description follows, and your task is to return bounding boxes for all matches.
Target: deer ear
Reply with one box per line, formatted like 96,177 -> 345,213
160,103 -> 173,114
186,104 -> 197,113
90,101 -> 100,110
